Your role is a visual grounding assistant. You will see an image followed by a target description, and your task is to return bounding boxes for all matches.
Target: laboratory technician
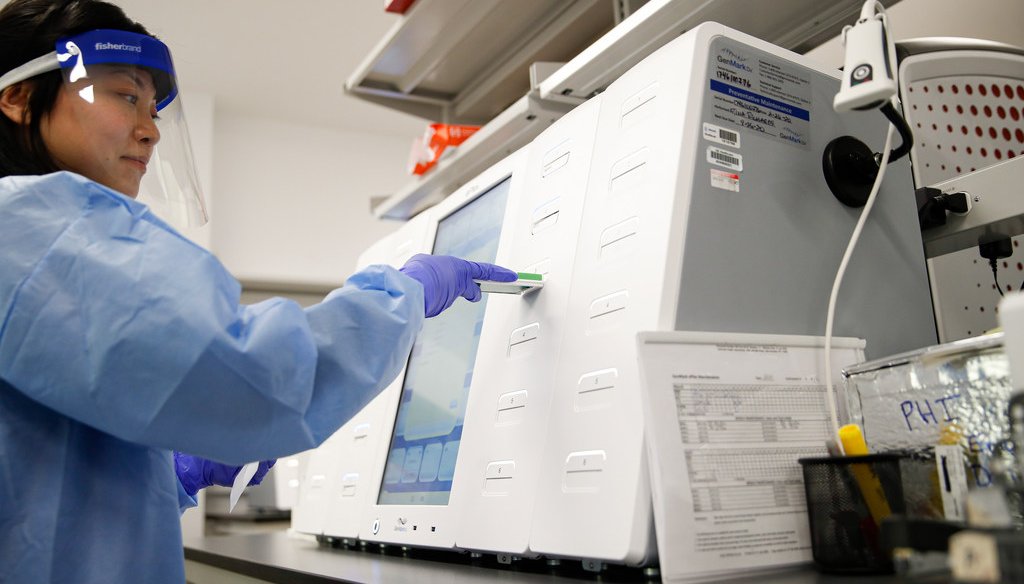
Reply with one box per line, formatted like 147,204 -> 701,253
0,1 -> 517,582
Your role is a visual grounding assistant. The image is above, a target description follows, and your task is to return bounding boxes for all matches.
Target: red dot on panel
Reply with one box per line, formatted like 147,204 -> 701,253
912,104 -> 918,110
984,105 -> 992,117
909,86 -> 915,92
967,85 -> 974,95
976,127 -> 984,137
1011,151 -> 1018,159
957,105 -> 964,114
1011,107 -> 1020,121
1004,261 -> 1010,269
924,85 -> 930,93
993,84 -> 1002,98
990,127 -> 998,139
1006,84 -> 1014,99
998,106 -> 1007,119
981,306 -> 986,312
962,125 -> 969,134
971,105 -> 978,116
917,122 -> 923,128
943,104 -> 949,113
967,146 -> 974,154
928,104 -> 934,111
981,147 -> 988,157
933,123 -> 939,130
957,165 -> 963,172
1005,128 -> 1013,141
938,85 -> 945,93
938,144 -> 943,150
941,164 -> 947,170
947,124 -> 954,133
952,145 -> 958,152
1017,128 -> 1024,143
980,85 -> 988,96
952,85 -> 960,94
996,149 -> 1003,160
971,167 -> 977,172
1017,85 -> 1024,100
1017,262 -> 1023,271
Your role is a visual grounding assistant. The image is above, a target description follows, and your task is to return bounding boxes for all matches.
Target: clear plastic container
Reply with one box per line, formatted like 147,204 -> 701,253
843,333 -> 1013,518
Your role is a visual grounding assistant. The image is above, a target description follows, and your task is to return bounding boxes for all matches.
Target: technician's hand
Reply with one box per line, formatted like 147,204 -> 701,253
174,452 -> 276,497
399,253 -> 517,317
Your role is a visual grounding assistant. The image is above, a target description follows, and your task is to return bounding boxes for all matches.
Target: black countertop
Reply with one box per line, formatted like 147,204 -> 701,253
184,531 -> 948,583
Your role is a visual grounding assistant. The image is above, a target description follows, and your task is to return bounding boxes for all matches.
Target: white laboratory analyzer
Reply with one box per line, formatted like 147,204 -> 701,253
521,22 -> 937,566
304,20 -> 939,570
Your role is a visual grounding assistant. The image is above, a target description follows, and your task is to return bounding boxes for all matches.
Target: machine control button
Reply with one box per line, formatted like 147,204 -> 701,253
621,82 -> 658,117
610,148 -> 649,196
509,323 -> 540,347
485,460 -> 516,480
394,239 -> 415,258
352,422 -> 370,440
340,472 -> 359,495
371,518 -> 380,535
531,198 -> 561,234
497,390 -> 528,411
610,149 -> 648,181
526,258 -> 552,276
565,451 -> 606,473
599,217 -> 639,249
577,369 -> 618,394
541,149 -> 570,177
589,291 -> 628,318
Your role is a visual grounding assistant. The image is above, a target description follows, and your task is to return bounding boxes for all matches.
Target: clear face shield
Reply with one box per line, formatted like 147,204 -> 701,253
0,29 -> 208,227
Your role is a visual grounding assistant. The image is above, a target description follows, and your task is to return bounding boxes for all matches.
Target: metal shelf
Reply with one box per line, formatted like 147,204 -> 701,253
346,0 -> 618,125
539,0 -> 900,103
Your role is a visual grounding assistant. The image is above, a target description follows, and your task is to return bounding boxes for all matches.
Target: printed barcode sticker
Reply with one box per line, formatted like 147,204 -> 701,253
706,146 -> 743,171
710,169 -> 740,192
703,122 -> 741,148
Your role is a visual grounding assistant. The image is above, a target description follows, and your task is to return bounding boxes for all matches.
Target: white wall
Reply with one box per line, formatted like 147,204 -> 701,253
209,112 -> 411,286
804,0 -> 1024,67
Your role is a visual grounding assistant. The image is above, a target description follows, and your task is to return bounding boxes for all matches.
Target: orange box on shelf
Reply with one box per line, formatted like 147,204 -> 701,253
407,123 -> 481,176
384,0 -> 417,15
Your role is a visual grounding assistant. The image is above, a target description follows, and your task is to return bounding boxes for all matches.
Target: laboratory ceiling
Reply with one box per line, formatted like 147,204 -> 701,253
109,0 -> 425,136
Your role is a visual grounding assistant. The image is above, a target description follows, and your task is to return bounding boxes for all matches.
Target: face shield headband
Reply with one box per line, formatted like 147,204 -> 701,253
0,29 -> 208,228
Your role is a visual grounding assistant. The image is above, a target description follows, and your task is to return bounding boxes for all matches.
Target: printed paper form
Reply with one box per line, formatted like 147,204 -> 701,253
636,331 -> 865,582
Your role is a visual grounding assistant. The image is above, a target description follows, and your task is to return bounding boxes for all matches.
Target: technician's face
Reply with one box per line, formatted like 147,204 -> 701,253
40,66 -> 161,198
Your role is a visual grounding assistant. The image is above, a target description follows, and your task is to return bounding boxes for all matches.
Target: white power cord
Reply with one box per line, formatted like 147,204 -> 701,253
824,122 -> 896,445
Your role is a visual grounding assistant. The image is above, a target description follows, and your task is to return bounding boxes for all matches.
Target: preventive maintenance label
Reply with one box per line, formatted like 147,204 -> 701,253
707,39 -> 812,149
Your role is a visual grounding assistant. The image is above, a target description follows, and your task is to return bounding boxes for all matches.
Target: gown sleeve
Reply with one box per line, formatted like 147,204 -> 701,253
0,172 -> 424,464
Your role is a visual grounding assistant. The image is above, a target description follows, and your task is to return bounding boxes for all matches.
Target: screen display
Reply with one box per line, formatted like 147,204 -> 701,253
377,177 -> 511,505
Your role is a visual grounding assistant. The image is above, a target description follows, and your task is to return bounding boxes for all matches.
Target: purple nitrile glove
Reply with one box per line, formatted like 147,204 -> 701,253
174,452 -> 276,497
399,254 -> 518,317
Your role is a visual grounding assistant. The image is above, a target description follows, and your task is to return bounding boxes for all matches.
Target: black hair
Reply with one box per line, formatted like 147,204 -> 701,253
0,0 -> 151,178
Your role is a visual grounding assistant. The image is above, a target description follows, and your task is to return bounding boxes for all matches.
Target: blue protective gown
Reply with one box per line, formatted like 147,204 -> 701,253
0,172 -> 424,583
